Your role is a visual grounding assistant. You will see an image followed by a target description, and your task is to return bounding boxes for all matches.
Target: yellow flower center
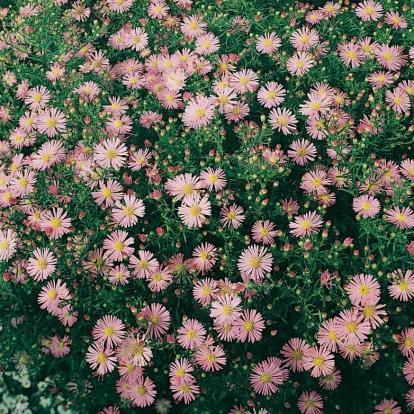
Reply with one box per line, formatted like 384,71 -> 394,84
149,315 -> 159,325
264,39 -> 273,47
249,257 -> 261,268
139,260 -> 148,270
101,188 -> 112,198
203,41 -> 211,49
106,149 -> 117,160
114,120 -> 123,128
243,321 -> 254,332
113,241 -> 124,251
37,258 -> 48,270
227,211 -> 236,220
313,356 -> 324,367
260,373 -> 271,383
396,213 -> 407,222
123,206 -> 134,217
346,321 -> 358,333
328,331 -> 338,341
239,77 -> 249,86
206,353 -> 216,364
50,218 -> 61,229
189,205 -> 201,216
405,338 -> 413,348
33,93 -> 42,103
195,108 -> 206,118
312,178 -> 322,187
104,326 -> 115,337
361,202 -> 371,211
46,119 -> 57,128
310,101 -> 321,111
47,289 -> 58,300
186,329 -> 197,339
306,399 -> 315,408
202,286 -> 212,295
0,240 -> 10,251
363,306 -> 375,318
398,280 -> 409,291
393,97 -> 402,106
365,6 -> 374,15
153,273 -> 162,282
97,352 -> 108,363
136,384 -> 147,396
189,22 -> 198,30
222,304 -> 233,316
348,51 -> 356,59
278,115 -> 288,126
300,220 -> 312,230
292,349 -> 302,361
358,285 -> 370,295
260,228 -> 269,236
200,252 -> 210,261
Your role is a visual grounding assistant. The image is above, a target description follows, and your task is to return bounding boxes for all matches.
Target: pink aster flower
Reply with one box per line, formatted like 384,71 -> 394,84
182,95 -> 215,129
230,69 -> 259,94
92,315 -> 126,348
142,303 -> 171,339
355,1 -> 383,21
91,179 -> 124,208
335,308 -> 372,345
129,148 -> 152,171
107,0 -> 133,13
224,101 -> 250,122
108,264 -> 130,285
93,137 -> 128,170
169,358 -> 195,387
388,269 -> 414,301
111,195 -> 145,227
50,335 -> 71,358
191,242 -> 217,274
396,327 -> 414,357
0,229 -> 18,261
86,342 -> 117,376
36,107 -> 67,137
147,265 -> 173,292
299,93 -> 332,118
404,357 -> 414,385
170,380 -> 200,405
193,278 -> 219,306
318,368 -> 342,390
374,45 -> 408,71
128,376 -> 157,407
256,32 -> 281,54
165,173 -> 202,201
237,245 -> 273,283
125,28 -> 148,51
289,211 -> 323,237
180,15 -> 207,38
195,32 -> 220,56
386,88 -> 411,114
27,247 -> 57,281
300,169 -> 331,196
106,115 -> 133,136
268,107 -> 298,135
148,0 -> 169,19
251,220 -> 278,245
297,390 -> 323,414
288,139 -> 317,165
210,294 -> 242,325
347,273 -> 381,306
385,12 -> 409,29
352,195 -> 381,218
257,81 -> 286,108
40,207 -> 72,239
338,43 -> 363,68
250,358 -> 288,396
316,318 -> 341,352
400,159 -> 414,182
199,167 -> 227,191
406,389 -> 414,410
386,206 -> 414,229
290,27 -> 319,51
24,85 -> 50,110
103,230 -> 135,262
219,204 -> 245,229
178,193 -> 211,228
73,81 -> 100,102
374,399 -> 401,414
37,279 -> 71,315
129,250 -> 159,279
367,71 -> 394,88
357,302 -> 387,329
302,346 -> 335,378
319,2 -> 341,18
194,343 -> 226,372
233,309 -> 265,343
286,52 -> 314,76
177,319 -> 206,350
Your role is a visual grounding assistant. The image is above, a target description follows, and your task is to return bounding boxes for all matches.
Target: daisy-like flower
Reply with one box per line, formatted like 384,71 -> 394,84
257,82 -> 286,108
400,159 -> 414,182
73,81 -> 100,102
147,0 -> 169,19
290,27 -> 319,51
237,245 -> 273,283
219,204 -> 245,229
386,88 -> 411,114
352,195 -> 381,218
338,43 -> 363,68
0,229 -> 18,261
142,303 -> 171,339
9,169 -> 36,198
251,220 -> 278,245
347,273 -> 381,306
404,357 -> 414,385
180,15 -> 207,38
50,335 -> 71,358
302,346 -> 335,378
129,250 -> 159,279
107,0 -> 133,13
40,207 -> 72,239
210,294 -> 242,325
306,10 -> 325,24
335,308 -> 372,345
406,389 -> 414,411
374,45 -> 408,71
355,0 -> 383,21
93,137 -> 128,170
195,32 -> 220,56
386,206 -> 414,229
37,279 -> 71,315
170,380 -> 200,405
24,86 -> 50,110
86,342 -> 117,376
125,27 -> 148,51
108,264 -> 130,285
124,334 -> 153,367
297,390 -> 324,414
288,139 -> 317,165
233,309 -> 265,343
70,1 -> 90,22
129,148 -> 152,171
269,107 -> 298,135
319,2 -> 341,18
169,358 -> 195,387
286,52 -> 314,76
177,319 -> 206,350
182,95 -> 215,129
299,93 -> 332,119
103,230 -> 135,262
31,140 -> 66,171
388,269 -> 414,301
250,358 -> 288,396
193,278 -> 218,306
357,302 -> 387,329
106,115 -> 133,136
289,212 -> 323,237
194,343 -> 227,372
36,108 -> 67,138
191,242 -> 217,274
91,179 -> 124,208
27,247 -> 57,281
385,11 -> 408,29
396,327 -> 414,357
224,101 -> 250,122
367,71 -> 394,88
374,399 -> 401,414
256,32 -> 281,54
280,197 -> 300,217
317,318 -> 341,352
178,193 -> 211,228
300,169 -> 331,196
147,265 -> 173,292
111,195 -> 145,228
165,173 -> 201,201
199,167 -> 227,191
318,368 -> 342,390
92,315 -> 126,348
230,69 -> 259,94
